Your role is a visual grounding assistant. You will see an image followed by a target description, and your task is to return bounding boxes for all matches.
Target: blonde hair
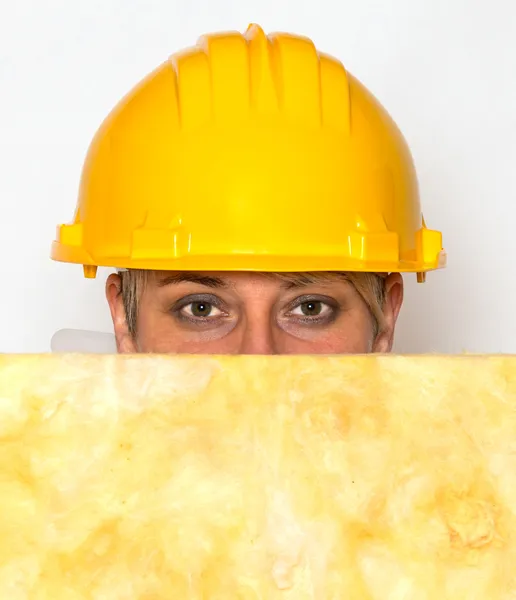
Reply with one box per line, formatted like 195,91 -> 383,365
120,270 -> 387,338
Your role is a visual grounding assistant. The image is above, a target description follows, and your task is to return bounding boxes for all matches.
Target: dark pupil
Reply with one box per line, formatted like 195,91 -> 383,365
301,301 -> 322,316
191,302 -> 212,317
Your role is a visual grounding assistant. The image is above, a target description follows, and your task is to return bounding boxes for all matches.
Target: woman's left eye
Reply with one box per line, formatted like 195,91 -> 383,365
290,300 -> 332,317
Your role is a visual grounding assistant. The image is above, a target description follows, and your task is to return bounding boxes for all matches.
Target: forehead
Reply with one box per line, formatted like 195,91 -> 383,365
152,271 -> 351,290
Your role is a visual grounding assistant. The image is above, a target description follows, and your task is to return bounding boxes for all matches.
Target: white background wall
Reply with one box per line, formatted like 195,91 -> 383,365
1,0 -> 515,353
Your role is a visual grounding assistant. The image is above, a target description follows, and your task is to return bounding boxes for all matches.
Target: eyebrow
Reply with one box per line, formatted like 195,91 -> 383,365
276,273 -> 345,289
155,272 -> 346,290
156,272 -> 229,289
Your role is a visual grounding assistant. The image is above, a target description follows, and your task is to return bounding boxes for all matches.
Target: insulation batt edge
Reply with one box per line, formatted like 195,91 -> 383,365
0,353 -> 515,599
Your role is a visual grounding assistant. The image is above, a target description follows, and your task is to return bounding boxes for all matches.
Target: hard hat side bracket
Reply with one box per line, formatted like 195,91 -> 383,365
83,265 -> 98,279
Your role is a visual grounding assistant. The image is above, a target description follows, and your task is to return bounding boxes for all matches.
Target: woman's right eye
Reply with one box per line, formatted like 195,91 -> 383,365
179,301 -> 222,319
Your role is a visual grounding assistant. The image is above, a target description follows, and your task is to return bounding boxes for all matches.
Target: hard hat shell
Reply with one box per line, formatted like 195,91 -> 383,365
51,24 -> 446,280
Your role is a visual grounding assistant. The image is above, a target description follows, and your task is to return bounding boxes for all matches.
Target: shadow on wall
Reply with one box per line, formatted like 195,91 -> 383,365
51,329 -> 116,353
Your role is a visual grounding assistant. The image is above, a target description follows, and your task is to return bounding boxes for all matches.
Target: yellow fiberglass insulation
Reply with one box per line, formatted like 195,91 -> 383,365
1,353 -> 516,599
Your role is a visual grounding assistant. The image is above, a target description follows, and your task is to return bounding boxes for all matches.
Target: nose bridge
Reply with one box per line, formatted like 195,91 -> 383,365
238,313 -> 277,355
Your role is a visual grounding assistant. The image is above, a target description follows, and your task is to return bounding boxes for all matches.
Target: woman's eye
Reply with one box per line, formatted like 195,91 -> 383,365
290,301 -> 331,317
181,302 -> 222,318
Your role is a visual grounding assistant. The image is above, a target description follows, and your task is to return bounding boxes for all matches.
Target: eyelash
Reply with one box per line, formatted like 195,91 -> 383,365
289,302 -> 332,316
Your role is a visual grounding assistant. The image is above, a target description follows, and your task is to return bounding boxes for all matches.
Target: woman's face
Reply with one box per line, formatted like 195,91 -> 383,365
106,271 -> 403,355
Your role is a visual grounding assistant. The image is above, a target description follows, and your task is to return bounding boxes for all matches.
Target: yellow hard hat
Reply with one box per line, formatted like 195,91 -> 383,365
51,24 -> 446,281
